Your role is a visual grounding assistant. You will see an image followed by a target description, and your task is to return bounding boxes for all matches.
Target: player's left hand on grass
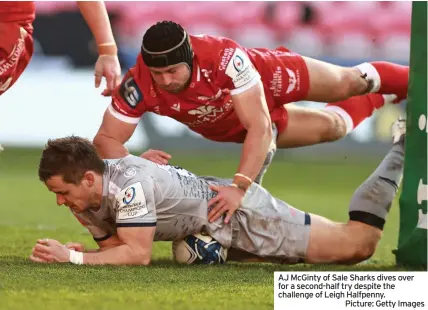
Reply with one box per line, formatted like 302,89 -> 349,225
29,238 -> 70,264
207,184 -> 245,224
94,54 -> 121,97
140,149 -> 172,165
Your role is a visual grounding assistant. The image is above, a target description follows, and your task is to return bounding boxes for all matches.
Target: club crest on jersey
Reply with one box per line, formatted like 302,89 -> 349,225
123,187 -> 136,205
188,105 -> 223,118
171,103 -> 180,112
233,55 -> 244,72
285,68 -> 298,94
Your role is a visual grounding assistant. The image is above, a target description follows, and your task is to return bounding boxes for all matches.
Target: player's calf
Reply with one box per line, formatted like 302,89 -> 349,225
336,67 -> 370,100
302,56 -> 408,103
302,56 -> 369,102
304,214 -> 380,265
324,62 -> 408,103
324,93 -> 398,136
305,118 -> 406,265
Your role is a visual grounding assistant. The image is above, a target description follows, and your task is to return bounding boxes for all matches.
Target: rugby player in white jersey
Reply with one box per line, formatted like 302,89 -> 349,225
30,118 -> 406,265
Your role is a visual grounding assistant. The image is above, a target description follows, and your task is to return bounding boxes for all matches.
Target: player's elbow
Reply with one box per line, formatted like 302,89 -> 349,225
262,121 -> 273,142
93,132 -> 108,150
261,117 -> 273,142
92,135 -> 107,157
247,115 -> 272,139
94,133 -> 130,159
132,249 -> 152,266
138,257 -> 152,266
127,254 -> 151,266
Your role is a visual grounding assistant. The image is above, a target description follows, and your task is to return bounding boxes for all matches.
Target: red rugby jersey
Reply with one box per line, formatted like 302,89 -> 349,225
110,34 -> 309,143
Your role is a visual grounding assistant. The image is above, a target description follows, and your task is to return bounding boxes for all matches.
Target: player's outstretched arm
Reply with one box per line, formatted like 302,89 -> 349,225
232,81 -> 273,186
78,226 -> 155,265
30,235 -> 123,262
208,81 -> 273,223
76,1 -> 121,96
30,227 -> 155,265
64,234 -> 124,253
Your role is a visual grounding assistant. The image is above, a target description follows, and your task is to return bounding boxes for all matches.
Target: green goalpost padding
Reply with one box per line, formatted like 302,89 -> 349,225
393,1 -> 427,269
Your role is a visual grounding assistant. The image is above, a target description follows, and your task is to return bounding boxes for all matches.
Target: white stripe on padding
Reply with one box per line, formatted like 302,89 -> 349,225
107,104 -> 141,124
354,62 -> 381,93
323,106 -> 354,135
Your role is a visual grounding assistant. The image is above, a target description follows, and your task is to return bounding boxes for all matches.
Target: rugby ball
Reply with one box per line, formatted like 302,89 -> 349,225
172,233 -> 228,265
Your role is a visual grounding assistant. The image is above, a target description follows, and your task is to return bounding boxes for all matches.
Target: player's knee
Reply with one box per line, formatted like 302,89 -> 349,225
336,68 -> 367,99
342,239 -> 377,265
353,242 -> 376,263
320,112 -> 346,142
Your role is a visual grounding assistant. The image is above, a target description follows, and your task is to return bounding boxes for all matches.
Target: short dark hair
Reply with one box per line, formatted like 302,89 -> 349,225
38,136 -> 105,184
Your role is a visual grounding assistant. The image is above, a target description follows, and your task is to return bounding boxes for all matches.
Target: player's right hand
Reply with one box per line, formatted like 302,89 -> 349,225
94,54 -> 121,97
140,149 -> 172,165
65,242 -> 85,252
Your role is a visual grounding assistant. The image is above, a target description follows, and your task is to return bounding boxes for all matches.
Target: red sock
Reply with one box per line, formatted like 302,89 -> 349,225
369,62 -> 409,100
325,94 -> 386,133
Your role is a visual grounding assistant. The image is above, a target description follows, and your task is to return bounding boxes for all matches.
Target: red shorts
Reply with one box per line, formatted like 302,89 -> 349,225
246,46 -> 311,139
269,48 -> 310,136
0,22 -> 34,95
271,106 -> 289,138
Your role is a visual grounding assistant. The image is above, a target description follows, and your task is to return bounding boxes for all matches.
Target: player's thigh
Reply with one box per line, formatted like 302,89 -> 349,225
304,214 -> 380,264
302,56 -> 365,102
276,104 -> 346,148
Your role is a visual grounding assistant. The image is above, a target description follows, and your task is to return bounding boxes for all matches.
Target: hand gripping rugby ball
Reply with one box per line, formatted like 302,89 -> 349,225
172,233 -> 228,265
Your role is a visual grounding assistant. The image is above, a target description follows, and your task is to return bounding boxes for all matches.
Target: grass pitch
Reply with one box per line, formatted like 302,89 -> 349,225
0,148 -> 417,310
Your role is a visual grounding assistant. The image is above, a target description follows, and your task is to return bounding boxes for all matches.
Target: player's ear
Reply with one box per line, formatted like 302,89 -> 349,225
82,171 -> 95,187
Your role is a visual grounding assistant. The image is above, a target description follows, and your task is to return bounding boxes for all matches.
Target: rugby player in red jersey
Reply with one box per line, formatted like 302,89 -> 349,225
0,1 -> 121,97
93,21 -> 408,222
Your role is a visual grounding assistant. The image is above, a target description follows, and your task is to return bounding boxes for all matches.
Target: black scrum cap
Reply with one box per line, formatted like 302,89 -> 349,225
141,21 -> 193,70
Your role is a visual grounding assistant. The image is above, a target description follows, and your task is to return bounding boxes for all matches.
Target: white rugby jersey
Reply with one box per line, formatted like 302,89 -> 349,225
73,155 -> 232,245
